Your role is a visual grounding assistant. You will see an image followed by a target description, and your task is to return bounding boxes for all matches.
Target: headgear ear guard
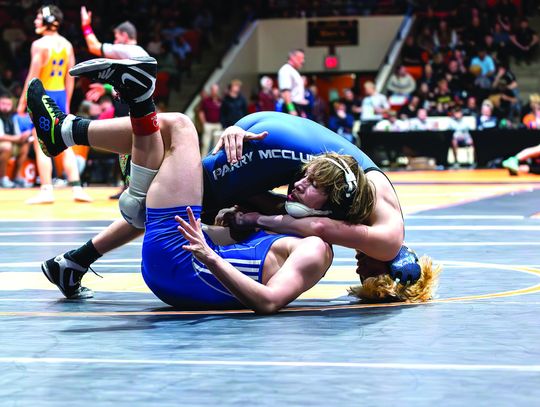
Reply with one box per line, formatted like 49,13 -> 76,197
319,156 -> 358,220
388,245 -> 422,285
42,6 -> 56,25
285,171 -> 332,218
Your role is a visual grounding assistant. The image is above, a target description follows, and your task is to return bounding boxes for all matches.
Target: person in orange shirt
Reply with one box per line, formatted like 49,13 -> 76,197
17,4 -> 91,204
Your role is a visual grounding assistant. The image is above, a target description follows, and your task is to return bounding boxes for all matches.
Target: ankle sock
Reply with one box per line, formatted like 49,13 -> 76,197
65,240 -> 102,269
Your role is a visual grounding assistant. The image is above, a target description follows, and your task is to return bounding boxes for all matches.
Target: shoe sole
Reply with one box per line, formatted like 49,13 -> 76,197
69,57 -> 157,77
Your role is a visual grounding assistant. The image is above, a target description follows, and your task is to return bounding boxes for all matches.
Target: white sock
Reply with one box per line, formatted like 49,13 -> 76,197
61,114 -> 76,147
129,162 -> 158,198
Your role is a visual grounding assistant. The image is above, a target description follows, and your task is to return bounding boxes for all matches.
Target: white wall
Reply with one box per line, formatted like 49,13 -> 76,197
257,16 -> 403,73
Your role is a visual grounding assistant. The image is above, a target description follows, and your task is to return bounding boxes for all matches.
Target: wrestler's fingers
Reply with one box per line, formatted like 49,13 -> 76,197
175,215 -> 197,237
234,133 -> 244,162
223,135 -> 232,162
186,207 -> 199,229
245,131 -> 268,140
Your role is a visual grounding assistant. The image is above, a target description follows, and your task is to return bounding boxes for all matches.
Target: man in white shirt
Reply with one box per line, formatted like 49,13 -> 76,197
361,81 -> 390,122
277,49 -> 308,117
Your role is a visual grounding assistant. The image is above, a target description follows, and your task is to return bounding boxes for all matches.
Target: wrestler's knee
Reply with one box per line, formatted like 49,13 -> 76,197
119,189 -> 146,229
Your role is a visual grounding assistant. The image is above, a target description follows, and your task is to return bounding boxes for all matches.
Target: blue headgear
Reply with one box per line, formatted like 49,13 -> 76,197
388,245 -> 422,285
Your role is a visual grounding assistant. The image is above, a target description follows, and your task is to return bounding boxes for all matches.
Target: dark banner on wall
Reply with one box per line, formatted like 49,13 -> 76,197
307,20 -> 358,46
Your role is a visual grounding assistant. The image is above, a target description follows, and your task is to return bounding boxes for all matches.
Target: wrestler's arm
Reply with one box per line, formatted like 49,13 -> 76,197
177,208 -> 332,314
81,6 -> 102,56
17,42 -> 46,114
250,175 -> 404,261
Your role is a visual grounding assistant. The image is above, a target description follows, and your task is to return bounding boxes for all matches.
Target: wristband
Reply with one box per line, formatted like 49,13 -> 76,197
103,83 -> 113,95
287,102 -> 295,112
82,25 -> 94,36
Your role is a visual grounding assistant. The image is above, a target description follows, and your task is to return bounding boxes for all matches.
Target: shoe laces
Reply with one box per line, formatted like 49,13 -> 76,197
88,265 -> 103,279
43,96 -> 65,119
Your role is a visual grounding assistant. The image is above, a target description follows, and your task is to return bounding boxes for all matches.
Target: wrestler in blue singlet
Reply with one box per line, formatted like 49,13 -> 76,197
202,112 -> 381,213
142,206 -> 288,309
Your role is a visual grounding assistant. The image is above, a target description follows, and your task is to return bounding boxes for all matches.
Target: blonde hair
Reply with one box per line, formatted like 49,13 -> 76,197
348,255 -> 442,303
304,152 -> 376,224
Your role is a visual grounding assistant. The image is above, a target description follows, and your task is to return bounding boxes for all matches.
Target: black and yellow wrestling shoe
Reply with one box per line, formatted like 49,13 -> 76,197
26,78 -> 69,157
69,57 -> 157,104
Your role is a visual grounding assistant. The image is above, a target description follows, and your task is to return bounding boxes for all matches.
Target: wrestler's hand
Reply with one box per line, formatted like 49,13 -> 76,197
86,83 -> 106,102
214,206 -> 241,226
211,125 -> 268,164
176,207 -> 217,264
233,212 -> 261,229
81,6 -> 92,27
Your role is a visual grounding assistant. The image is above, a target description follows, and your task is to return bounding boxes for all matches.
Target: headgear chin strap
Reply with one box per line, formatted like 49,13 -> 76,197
285,201 -> 332,218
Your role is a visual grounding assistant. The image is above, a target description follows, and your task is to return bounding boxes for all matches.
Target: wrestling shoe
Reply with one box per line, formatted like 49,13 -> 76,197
26,78 -> 68,157
41,252 -> 94,299
69,57 -> 157,104
502,156 -> 519,176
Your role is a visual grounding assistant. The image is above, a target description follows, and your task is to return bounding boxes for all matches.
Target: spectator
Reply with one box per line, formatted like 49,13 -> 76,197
146,30 -> 164,57
492,22 -> 511,66
462,96 -> 479,117
432,78 -> 454,116
277,49 -> 308,116
477,100 -> 498,130
398,95 -> 421,119
522,102 -> 540,129
464,15 -> 488,52
341,88 -> 362,120
510,18 -> 539,65
199,84 -> 222,156
417,26 -> 435,55
409,108 -> 437,131
433,19 -> 458,52
374,110 -> 409,132
401,35 -> 424,66
220,79 -> 247,128
492,65 -> 520,119
448,106 -> 475,167
470,47 -> 496,90
157,41 -> 181,91
258,76 -> 276,112
328,101 -> 355,143
360,81 -> 390,123
445,59 -> 467,99
310,85 -> 328,126
0,93 -> 31,188
386,65 -> 416,98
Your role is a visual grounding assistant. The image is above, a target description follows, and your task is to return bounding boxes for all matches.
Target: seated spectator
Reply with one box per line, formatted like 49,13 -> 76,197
462,96 -> 479,117
492,21 -> 511,66
431,78 -> 454,116
0,93 -> 31,188
448,106 -> 475,167
310,85 -> 328,126
464,15 -> 488,53
409,108 -> 437,131
470,47 -> 496,89
430,52 -> 447,82
328,101 -> 355,143
445,59 -> 467,99
492,65 -> 520,120
157,41 -> 181,90
146,31 -> 164,57
258,76 -> 276,112
522,102 -> 540,129
398,95 -> 421,119
401,35 -> 424,66
417,26 -> 435,55
510,18 -> 539,65
373,110 -> 409,132
342,88 -> 362,120
387,65 -> 416,99
415,82 -> 435,112
433,19 -> 458,52
361,81 -> 390,124
477,100 -> 498,130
